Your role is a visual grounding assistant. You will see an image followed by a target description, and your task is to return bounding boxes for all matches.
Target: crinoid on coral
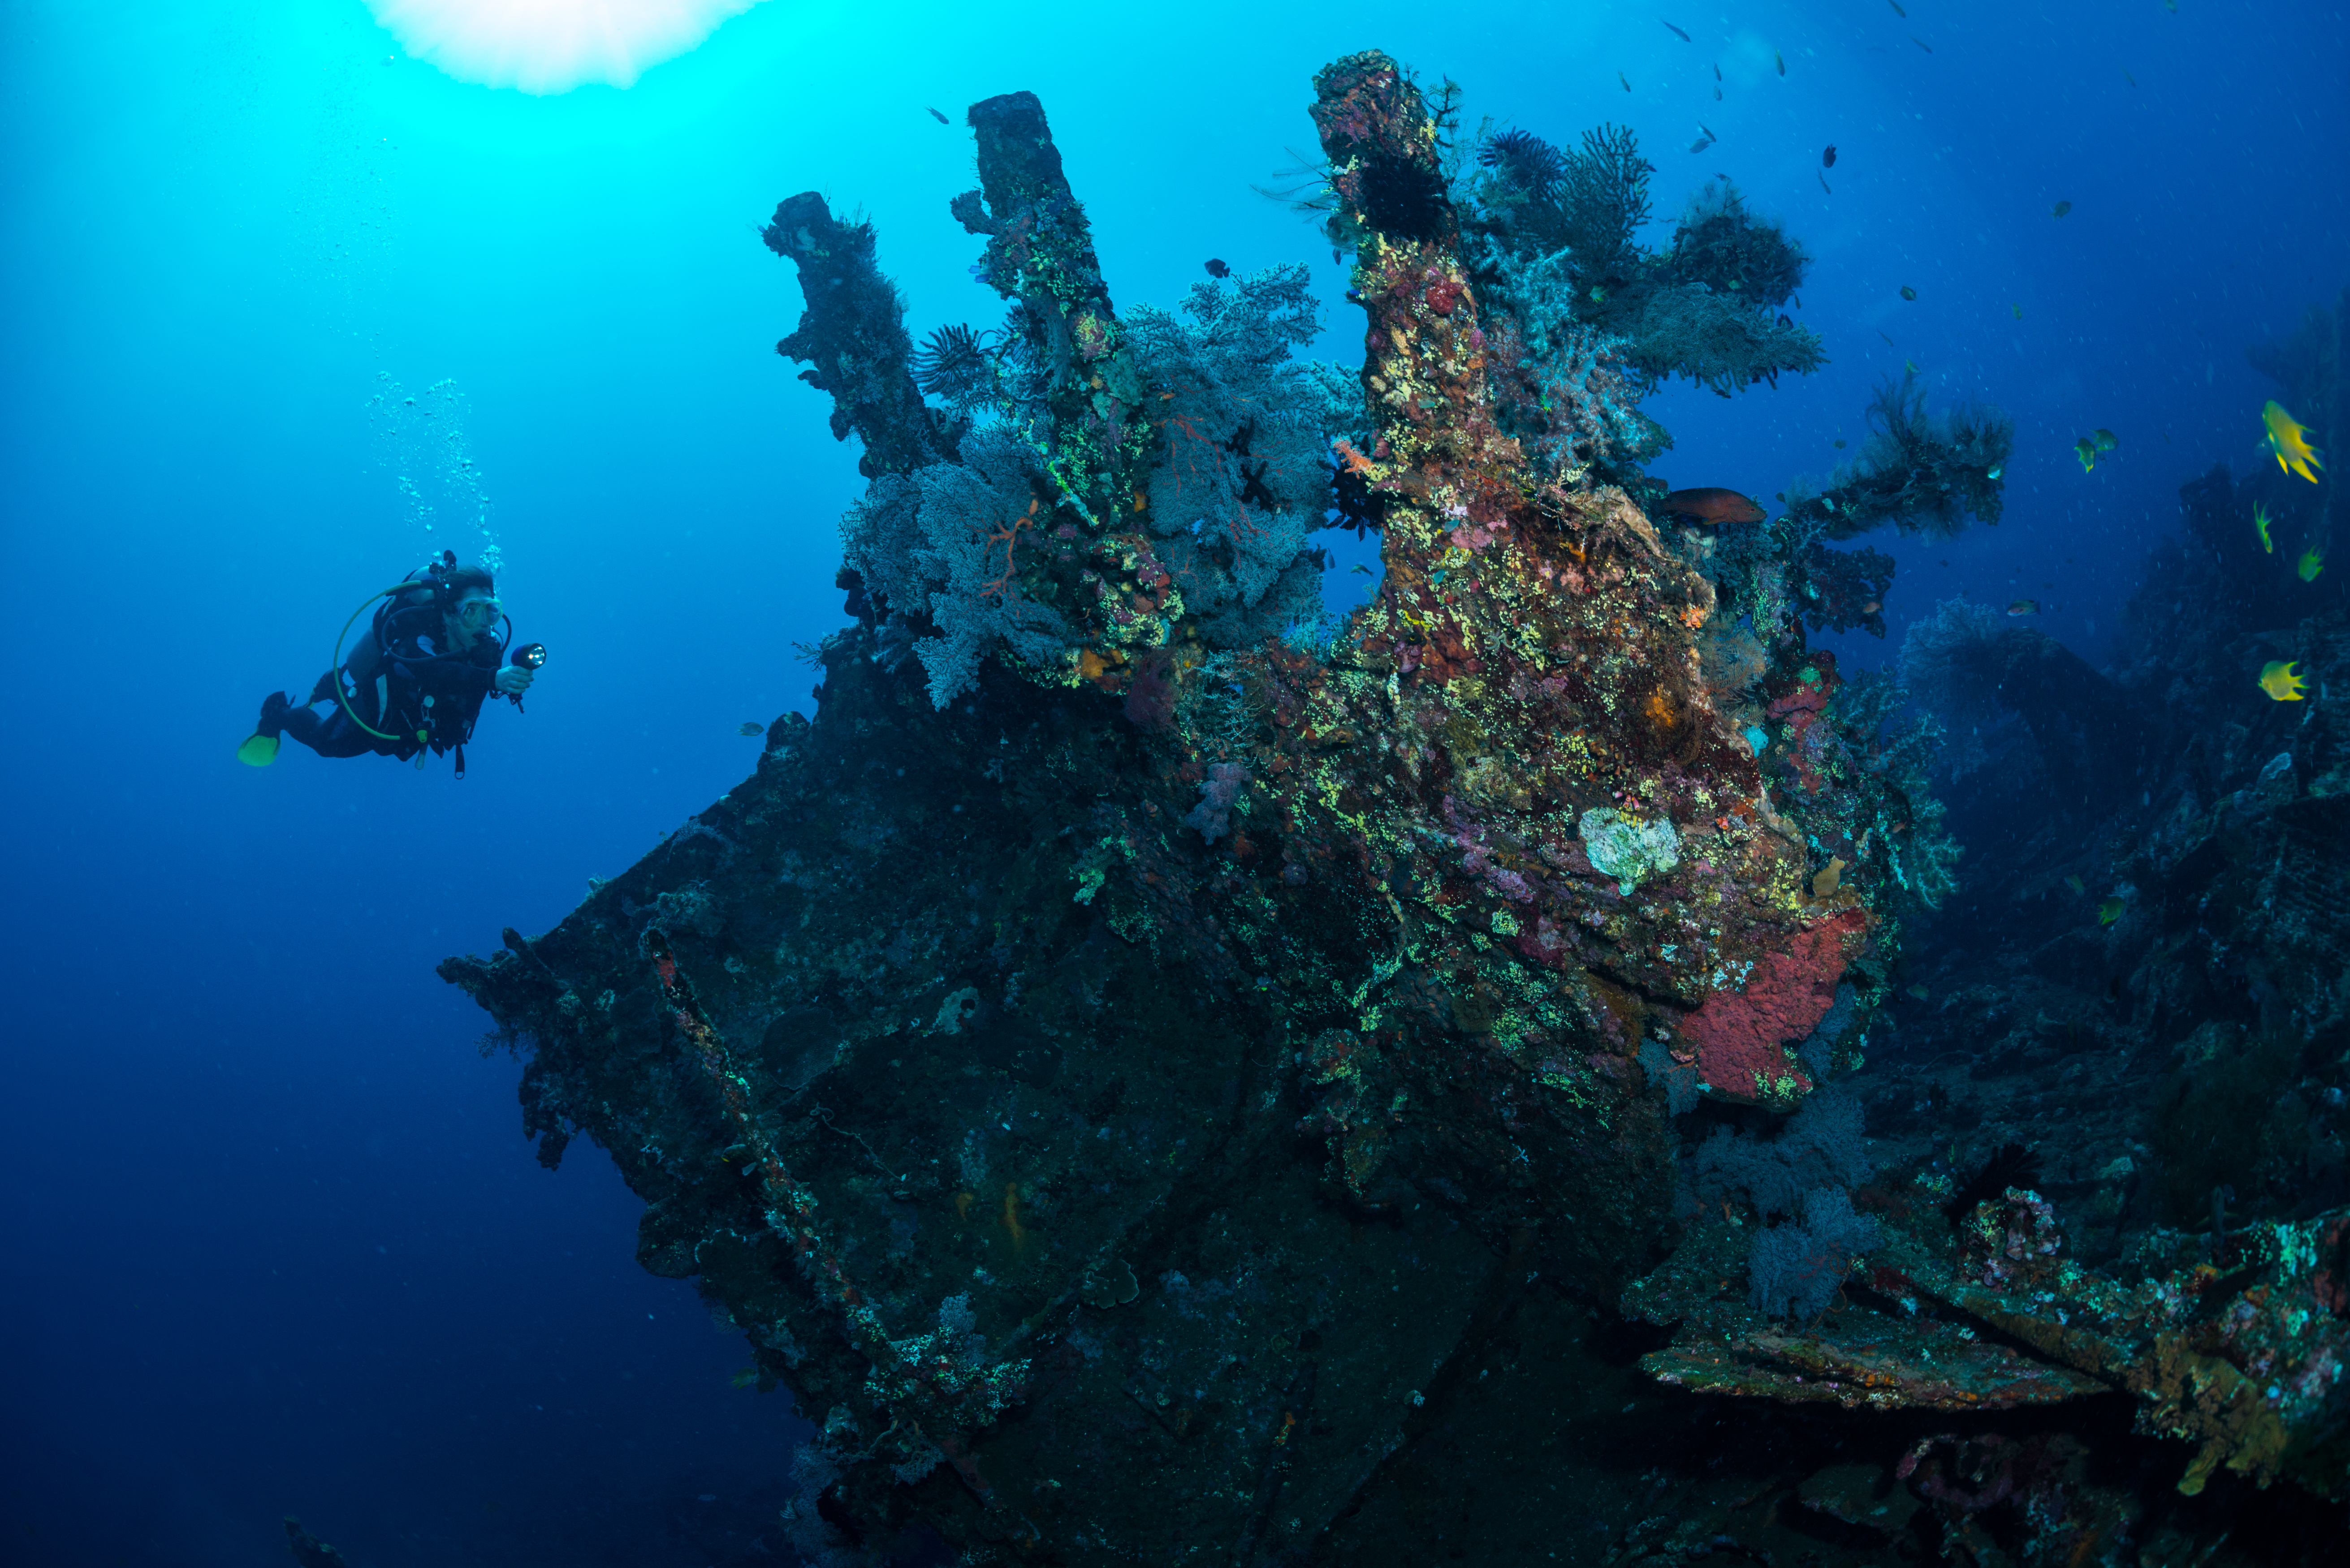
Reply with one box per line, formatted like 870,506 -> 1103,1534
1474,126 -> 1567,205
909,321 -> 996,409
1783,370 -> 2013,542
1461,122 -> 1652,282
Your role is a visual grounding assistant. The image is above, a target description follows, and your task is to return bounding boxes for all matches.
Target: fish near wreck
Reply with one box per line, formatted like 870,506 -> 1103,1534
434,57 -> 1983,1558
2264,398 -> 2326,483
1660,486 -> 1765,523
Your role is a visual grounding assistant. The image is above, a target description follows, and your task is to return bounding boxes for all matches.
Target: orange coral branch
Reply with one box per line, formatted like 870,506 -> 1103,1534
980,495 -> 1042,603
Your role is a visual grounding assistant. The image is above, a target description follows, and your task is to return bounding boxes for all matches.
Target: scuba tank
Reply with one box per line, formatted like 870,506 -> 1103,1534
328,552 -> 526,771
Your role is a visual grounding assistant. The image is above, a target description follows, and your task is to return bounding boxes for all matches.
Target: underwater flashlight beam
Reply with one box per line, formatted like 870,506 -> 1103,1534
367,0 -> 771,95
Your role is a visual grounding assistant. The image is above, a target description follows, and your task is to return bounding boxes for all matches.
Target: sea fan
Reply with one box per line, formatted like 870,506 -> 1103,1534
1557,123 -> 1654,281
911,323 -> 994,405
1477,129 -> 1568,204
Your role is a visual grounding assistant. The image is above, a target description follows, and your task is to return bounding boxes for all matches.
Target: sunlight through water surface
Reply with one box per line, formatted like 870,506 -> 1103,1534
365,0 -> 770,93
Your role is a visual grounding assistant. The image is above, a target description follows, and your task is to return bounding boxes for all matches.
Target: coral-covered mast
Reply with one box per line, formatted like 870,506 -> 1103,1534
1309,52 -> 1859,1108
761,193 -> 954,478
957,91 -> 1150,530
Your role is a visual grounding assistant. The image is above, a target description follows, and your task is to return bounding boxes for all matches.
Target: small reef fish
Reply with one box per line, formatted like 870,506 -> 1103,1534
2254,502 -> 2274,552
1987,465 -> 2003,479
1823,145 -> 1837,168
2052,200 -> 2073,217
1775,50 -> 1786,76
1203,258 -> 1231,278
1818,171 -> 1832,194
2007,599 -> 2039,616
738,721 -> 765,737
2075,437 -> 2099,472
1663,20 -> 1691,41
2299,548 -> 2325,582
2098,896 -> 2126,925
1888,0 -> 1906,14
2123,69 -> 2137,87
2262,400 -> 2326,483
1904,358 -> 1919,375
2064,874 -> 2086,895
1661,487 -> 1765,523
1689,128 -> 1716,154
730,1366 -> 761,1388
1714,62 -> 1723,80
1620,71 -> 1633,91
1878,329 -> 1896,347
925,106 -> 948,124
2092,429 -> 2119,452
2011,302 -> 2023,319
1714,85 -> 1723,100
2259,659 -> 2307,702
1910,34 -> 1934,52
1899,284 -> 1918,301
1904,984 -> 1929,1000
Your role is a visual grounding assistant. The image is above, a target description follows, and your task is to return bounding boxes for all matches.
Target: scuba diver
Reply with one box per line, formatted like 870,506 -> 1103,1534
238,552 -> 544,777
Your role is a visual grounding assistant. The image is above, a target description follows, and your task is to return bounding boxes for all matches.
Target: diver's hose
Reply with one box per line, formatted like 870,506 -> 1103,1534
330,585 -> 429,744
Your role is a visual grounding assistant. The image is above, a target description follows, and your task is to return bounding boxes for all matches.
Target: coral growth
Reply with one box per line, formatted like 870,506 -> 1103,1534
1124,265 -> 1356,646
1780,370 -> 2013,542
1680,909 -> 1869,1105
1464,130 -> 1824,401
436,56 -> 2339,1565
1749,1185 -> 1881,1320
1690,1085 -> 1874,1219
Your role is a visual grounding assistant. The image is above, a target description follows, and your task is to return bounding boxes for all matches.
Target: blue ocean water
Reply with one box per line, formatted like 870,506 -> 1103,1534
2,2 -> 2343,1563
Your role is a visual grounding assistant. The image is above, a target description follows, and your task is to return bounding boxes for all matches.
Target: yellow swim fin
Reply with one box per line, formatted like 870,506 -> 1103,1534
237,732 -> 280,767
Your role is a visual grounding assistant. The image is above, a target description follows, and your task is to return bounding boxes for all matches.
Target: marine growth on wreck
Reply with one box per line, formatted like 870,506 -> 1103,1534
440,53 -> 2350,1567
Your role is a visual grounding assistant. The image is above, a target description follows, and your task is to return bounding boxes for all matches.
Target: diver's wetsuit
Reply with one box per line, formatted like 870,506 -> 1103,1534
279,577 -> 503,762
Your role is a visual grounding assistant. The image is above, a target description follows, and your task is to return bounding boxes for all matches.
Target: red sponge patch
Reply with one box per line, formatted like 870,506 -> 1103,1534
1684,908 -> 1866,1105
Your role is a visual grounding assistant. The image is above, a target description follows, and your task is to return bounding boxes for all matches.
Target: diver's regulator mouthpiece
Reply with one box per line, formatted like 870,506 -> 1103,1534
511,642 -> 548,670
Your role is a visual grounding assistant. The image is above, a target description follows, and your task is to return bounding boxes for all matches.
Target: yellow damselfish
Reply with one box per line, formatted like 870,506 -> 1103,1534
2097,896 -> 2125,926
2254,501 -> 2273,552
2300,548 -> 2325,582
2259,659 -> 2307,702
2263,401 -> 2325,483
2074,437 -> 2097,472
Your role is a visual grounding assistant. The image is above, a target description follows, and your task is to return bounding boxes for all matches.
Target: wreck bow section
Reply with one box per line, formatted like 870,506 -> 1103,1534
439,56 -> 1953,1560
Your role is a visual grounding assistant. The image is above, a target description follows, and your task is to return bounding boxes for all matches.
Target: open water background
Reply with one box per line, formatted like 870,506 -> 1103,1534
3,2 -> 2345,1562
